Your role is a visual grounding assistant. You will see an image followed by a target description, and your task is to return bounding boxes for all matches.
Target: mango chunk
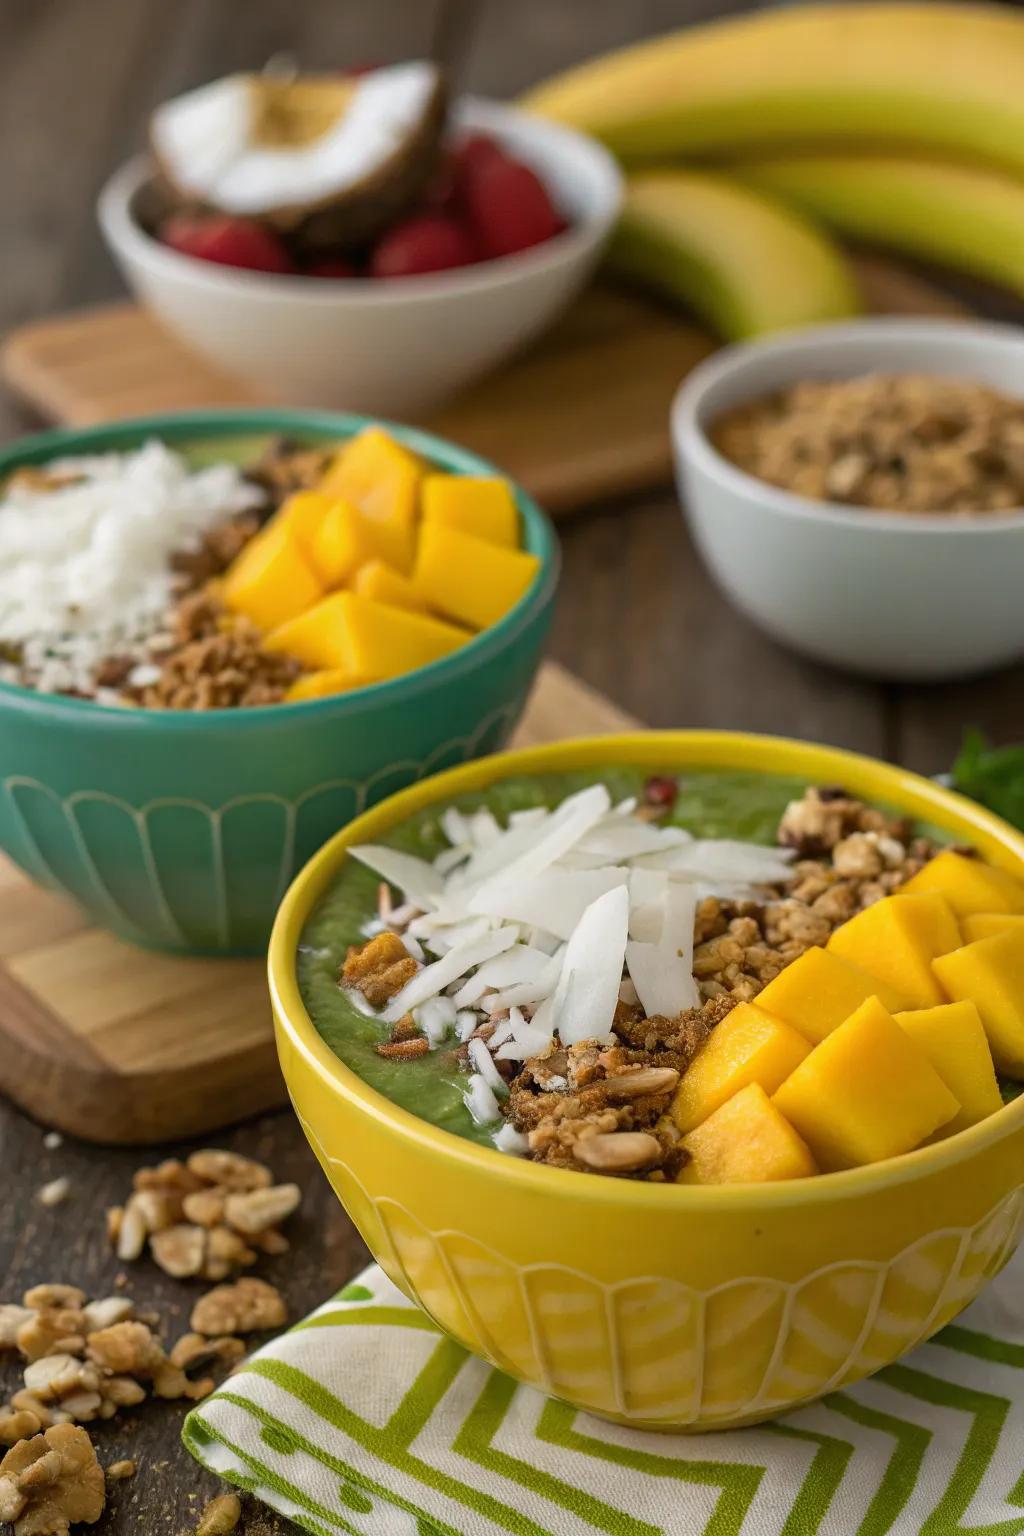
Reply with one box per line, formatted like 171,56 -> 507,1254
422,475 -> 518,547
963,913 -> 1024,944
264,592 -> 470,678
319,427 -> 421,571
275,490 -> 332,551
902,849 -> 1024,918
773,996 -> 960,1169
285,669 -> 377,702
677,1083 -> 817,1185
222,519 -> 323,632
353,559 -> 427,613
754,945 -> 907,1044
308,501 -> 395,587
933,929 -> 1024,1075
414,522 -> 541,630
827,893 -> 960,1009
894,1002 -> 1002,1133
671,1002 -> 810,1133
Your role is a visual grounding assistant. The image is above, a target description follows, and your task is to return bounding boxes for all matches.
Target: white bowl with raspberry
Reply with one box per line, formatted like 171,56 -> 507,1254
98,98 -> 622,416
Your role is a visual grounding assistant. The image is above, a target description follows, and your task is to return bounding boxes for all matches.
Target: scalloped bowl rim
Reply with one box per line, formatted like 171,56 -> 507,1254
97,96 -> 624,306
0,407 -> 560,728
672,316 -> 1024,531
270,728 -> 1024,1211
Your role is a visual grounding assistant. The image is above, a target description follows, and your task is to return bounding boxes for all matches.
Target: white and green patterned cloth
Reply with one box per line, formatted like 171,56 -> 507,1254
184,1253 -> 1024,1536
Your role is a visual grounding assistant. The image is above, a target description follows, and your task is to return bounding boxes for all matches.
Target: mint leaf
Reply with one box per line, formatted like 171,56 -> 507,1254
953,730 -> 1024,832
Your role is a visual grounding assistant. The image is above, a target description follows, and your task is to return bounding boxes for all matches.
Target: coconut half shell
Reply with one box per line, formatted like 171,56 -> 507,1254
150,62 -> 447,249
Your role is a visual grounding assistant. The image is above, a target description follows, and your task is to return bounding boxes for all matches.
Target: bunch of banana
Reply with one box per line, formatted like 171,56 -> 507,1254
522,3 -> 1024,338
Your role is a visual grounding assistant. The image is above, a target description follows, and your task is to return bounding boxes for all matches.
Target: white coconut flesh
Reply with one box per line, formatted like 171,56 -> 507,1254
348,786 -> 796,1150
151,61 -> 440,216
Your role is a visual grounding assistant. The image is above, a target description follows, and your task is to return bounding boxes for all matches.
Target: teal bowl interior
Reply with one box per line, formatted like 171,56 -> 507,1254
0,409 -> 559,953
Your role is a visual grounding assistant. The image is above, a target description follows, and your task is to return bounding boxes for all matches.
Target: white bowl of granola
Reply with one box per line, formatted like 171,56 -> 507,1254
671,318 -> 1024,681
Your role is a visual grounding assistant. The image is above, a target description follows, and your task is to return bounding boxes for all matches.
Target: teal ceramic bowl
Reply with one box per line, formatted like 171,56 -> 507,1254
0,409 -> 559,953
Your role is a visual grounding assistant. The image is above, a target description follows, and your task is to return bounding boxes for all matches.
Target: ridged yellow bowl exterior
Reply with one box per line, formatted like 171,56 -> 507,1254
270,733 -> 1024,1431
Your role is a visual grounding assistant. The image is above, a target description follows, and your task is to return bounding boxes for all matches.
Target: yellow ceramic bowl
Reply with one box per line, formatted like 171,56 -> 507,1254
270,732 -> 1024,1431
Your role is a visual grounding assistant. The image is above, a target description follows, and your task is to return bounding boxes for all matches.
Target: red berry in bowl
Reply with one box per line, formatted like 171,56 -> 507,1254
369,214 -> 476,278
464,157 -> 564,259
160,214 -> 294,274
304,257 -> 360,278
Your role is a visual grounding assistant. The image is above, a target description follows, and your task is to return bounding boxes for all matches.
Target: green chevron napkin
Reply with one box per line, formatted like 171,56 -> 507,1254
183,1248 -> 1024,1536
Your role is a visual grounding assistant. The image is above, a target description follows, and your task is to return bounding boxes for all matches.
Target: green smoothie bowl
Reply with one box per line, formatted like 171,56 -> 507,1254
0,409 -> 558,953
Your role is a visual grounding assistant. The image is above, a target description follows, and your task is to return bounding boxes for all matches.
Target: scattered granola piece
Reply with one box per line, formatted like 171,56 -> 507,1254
42,1134 -> 63,1153
186,1151 -> 272,1192
16,1313 -> 86,1365
104,1460 -> 135,1483
196,1491 -> 242,1535
191,1279 -> 287,1337
169,1334 -> 245,1373
342,931 -> 419,1007
107,1148 -> 299,1274
0,1411 -> 41,1448
150,1225 -> 207,1279
22,1290 -> 85,1316
0,1423 -> 105,1535
0,1307 -> 35,1350
222,1185 -> 301,1236
36,1180 -> 69,1209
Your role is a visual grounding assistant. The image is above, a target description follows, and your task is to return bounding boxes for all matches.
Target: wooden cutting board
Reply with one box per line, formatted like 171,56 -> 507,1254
0,661 -> 637,1147
0,256 -> 964,514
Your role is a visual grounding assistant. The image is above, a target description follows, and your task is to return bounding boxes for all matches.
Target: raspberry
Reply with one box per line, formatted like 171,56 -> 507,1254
160,214 -> 294,274
462,156 -> 563,260
369,214 -> 477,278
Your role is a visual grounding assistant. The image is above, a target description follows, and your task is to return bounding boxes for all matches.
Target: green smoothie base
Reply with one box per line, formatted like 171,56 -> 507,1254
297,765 -> 815,1146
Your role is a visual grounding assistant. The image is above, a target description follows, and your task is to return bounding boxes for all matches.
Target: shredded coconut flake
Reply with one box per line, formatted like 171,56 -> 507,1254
0,441 -> 261,696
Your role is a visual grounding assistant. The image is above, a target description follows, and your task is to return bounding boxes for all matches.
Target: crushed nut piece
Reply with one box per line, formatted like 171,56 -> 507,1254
196,1491 -> 242,1535
104,1460 -> 135,1482
169,1333 -> 245,1373
191,1279 -> 287,1337
149,1225 -> 206,1279
36,1180 -> 69,1209
0,1423 -> 105,1535
22,1290 -> 85,1317
0,1411 -> 41,1448
223,1184 -> 301,1236
186,1151 -> 272,1192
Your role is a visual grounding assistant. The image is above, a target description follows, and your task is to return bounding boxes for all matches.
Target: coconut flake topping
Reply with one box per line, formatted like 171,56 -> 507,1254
0,442 -> 262,697
347,783 -> 795,1152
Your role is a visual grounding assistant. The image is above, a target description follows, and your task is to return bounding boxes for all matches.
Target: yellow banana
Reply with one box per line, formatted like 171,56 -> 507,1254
607,171 -> 860,340
522,4 -> 1024,177
733,154 -> 1024,298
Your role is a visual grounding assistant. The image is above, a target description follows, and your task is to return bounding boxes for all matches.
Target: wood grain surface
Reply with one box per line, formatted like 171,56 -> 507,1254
1,2 -> 1024,1531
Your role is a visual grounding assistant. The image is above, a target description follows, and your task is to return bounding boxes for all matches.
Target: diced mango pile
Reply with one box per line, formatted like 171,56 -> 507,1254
671,849 -> 1024,1186
220,427 -> 541,700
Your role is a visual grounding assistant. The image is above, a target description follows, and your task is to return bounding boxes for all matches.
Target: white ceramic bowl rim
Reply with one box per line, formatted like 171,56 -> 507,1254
672,317 -> 1024,532
98,96 -> 623,307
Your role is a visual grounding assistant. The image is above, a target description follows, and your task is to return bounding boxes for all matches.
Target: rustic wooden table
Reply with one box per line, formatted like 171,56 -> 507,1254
1,1 -> 1023,1529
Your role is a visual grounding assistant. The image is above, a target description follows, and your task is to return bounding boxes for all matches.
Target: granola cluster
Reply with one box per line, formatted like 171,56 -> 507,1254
0,1146 -> 295,1530
107,1149 -> 300,1279
341,783 -> 938,1181
121,590 -> 302,710
712,372 -> 1024,513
